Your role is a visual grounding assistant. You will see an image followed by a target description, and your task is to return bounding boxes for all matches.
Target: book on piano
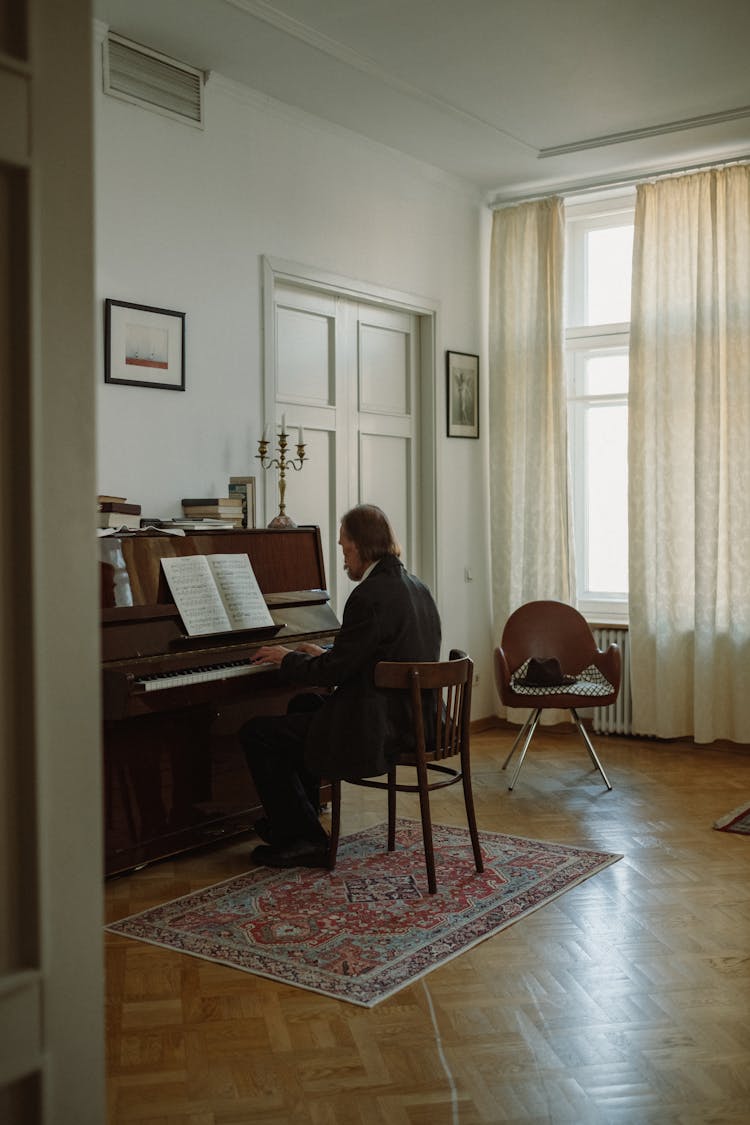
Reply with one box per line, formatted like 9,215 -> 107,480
180,497 -> 243,507
167,518 -> 237,530
181,497 -> 243,521
97,511 -> 142,529
99,501 -> 142,514
161,553 -> 276,637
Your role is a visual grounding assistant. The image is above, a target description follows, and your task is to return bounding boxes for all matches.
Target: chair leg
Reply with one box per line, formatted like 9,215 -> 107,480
387,768 -> 397,851
328,780 -> 341,870
508,709 -> 542,790
460,745 -> 484,874
502,710 -> 534,770
570,709 -> 613,790
414,753 -> 437,894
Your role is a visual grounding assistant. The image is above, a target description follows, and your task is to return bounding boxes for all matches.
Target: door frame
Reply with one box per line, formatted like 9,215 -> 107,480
261,256 -> 439,599
0,0 -> 104,1120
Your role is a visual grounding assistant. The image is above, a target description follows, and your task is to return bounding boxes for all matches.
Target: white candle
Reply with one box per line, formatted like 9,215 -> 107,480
298,425 -> 305,445
262,424 -> 269,442
281,413 -> 287,434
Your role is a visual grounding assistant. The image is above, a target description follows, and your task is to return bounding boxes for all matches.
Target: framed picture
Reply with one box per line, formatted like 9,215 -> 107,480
228,476 -> 256,529
104,299 -> 185,390
446,350 -> 479,438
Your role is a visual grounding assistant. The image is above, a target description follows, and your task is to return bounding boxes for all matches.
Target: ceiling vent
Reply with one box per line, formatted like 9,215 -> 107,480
103,33 -> 204,128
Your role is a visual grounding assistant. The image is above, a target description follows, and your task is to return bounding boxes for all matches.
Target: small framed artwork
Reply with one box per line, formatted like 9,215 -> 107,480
104,299 -> 186,391
228,476 -> 256,528
446,350 -> 479,438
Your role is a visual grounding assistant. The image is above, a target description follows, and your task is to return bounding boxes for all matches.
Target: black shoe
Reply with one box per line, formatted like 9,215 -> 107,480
253,817 -> 273,843
251,838 -> 329,869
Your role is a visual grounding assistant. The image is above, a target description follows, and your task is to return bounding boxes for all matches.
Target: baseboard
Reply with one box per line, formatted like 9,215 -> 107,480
472,714 -> 750,752
471,714 -> 593,735
470,715 -> 504,734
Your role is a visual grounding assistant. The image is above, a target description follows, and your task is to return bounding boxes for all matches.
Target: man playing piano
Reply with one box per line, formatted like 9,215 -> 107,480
242,503 -> 442,868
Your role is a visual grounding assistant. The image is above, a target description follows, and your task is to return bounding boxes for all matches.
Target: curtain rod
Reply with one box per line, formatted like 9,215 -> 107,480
489,154 -> 750,209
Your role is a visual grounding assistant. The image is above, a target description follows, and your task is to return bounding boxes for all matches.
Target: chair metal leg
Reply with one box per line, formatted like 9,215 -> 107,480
328,779 -> 341,870
508,709 -> 542,790
570,708 -> 613,790
502,710 -> 534,770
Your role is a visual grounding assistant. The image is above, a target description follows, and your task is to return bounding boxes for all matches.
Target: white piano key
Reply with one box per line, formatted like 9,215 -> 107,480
137,660 -> 275,692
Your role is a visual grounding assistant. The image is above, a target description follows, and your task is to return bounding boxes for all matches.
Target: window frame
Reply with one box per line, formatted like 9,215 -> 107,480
564,190 -> 635,625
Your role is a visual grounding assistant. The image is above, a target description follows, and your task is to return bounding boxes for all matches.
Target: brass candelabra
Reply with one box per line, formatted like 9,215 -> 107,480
256,421 -> 307,528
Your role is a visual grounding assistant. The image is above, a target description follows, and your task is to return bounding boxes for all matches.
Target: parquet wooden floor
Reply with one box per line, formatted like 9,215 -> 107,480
105,727 -> 750,1124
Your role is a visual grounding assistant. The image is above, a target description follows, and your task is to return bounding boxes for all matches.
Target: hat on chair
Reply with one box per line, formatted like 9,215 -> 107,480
518,656 -> 577,687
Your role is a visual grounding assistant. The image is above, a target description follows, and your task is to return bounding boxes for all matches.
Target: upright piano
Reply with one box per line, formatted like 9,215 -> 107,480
101,526 -> 339,875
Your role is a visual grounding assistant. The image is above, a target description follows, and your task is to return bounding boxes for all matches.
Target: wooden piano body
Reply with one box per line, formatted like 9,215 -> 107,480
101,527 -> 339,875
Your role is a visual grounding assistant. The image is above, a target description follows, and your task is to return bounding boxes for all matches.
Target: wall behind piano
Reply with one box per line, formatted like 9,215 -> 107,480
92,22 -> 495,718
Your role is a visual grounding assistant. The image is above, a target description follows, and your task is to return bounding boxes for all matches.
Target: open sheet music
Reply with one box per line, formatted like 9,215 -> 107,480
161,553 -> 274,636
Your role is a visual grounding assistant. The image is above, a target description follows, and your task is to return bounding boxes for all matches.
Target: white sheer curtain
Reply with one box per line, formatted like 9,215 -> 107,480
489,198 -> 574,718
629,165 -> 750,742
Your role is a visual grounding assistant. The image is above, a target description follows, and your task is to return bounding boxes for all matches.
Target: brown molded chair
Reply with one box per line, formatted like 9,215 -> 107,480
328,649 -> 484,894
494,601 -> 621,791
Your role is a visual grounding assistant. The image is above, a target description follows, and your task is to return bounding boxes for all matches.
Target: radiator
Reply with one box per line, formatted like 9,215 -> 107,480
591,626 -> 632,735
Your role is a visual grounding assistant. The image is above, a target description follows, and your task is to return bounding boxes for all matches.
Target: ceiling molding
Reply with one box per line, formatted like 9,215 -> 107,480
205,72 -> 484,202
539,105 -> 750,158
489,152 -> 750,207
223,0 -> 536,153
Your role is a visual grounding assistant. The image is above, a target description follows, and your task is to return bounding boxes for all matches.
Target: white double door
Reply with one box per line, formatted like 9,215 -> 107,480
268,279 -> 423,617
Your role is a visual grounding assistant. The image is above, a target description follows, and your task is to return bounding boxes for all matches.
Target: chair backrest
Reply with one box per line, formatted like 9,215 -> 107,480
374,648 -> 472,761
501,601 -> 598,676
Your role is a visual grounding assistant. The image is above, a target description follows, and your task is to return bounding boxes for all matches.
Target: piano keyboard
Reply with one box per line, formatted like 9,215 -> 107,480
136,659 -> 275,692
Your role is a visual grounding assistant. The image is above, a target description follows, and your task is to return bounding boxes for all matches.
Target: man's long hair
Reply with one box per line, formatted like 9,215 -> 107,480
340,504 -> 401,564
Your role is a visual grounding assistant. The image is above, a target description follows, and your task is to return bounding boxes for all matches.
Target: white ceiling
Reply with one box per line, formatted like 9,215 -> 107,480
92,0 -> 750,200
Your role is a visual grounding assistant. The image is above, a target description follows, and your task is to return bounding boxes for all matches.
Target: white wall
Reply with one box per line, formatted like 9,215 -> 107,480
94,30 -> 495,714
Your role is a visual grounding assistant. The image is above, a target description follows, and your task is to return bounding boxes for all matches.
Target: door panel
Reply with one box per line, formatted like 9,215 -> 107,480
357,305 -> 417,571
359,317 -> 411,415
284,426 -> 336,588
359,432 -> 411,563
276,295 -> 335,405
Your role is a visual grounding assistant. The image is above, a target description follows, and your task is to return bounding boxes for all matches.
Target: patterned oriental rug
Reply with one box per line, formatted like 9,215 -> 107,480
107,820 -> 622,1008
713,803 -> 750,835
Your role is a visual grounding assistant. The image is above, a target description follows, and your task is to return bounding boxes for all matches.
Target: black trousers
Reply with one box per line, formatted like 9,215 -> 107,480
240,693 -> 328,848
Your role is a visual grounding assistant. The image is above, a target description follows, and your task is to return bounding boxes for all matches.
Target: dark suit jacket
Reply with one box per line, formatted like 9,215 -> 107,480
279,553 -> 441,780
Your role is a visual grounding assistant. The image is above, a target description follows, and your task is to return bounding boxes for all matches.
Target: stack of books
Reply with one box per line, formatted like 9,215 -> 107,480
148,519 -> 231,531
97,495 -> 142,529
181,497 -> 244,527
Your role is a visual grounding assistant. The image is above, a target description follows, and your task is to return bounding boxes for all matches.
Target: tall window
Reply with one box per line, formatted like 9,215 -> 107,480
565,191 -> 635,622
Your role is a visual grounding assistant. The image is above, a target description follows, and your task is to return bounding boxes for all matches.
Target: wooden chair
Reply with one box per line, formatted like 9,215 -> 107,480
328,649 -> 484,894
494,601 -> 621,791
